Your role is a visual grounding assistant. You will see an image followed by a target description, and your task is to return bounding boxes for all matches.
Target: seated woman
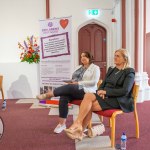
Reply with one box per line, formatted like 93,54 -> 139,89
64,48 -> 135,140
36,51 -> 100,133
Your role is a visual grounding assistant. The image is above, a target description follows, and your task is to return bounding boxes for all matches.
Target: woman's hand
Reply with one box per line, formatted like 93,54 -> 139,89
97,90 -> 106,99
69,81 -> 78,85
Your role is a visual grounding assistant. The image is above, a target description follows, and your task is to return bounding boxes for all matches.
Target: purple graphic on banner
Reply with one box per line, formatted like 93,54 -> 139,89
48,22 -> 53,27
41,32 -> 70,59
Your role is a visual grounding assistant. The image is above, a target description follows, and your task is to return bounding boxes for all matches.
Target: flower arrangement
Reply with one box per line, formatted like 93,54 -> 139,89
18,35 -> 40,64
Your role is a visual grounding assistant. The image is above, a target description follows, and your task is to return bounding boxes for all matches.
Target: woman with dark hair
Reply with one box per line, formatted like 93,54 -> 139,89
36,52 -> 100,134
65,49 -> 135,140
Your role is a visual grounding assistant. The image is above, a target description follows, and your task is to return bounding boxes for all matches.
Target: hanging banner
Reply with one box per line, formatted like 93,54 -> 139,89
39,16 -> 72,94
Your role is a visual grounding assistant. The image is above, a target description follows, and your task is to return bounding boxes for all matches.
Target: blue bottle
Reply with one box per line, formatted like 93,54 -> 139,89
2,99 -> 6,110
121,132 -> 127,150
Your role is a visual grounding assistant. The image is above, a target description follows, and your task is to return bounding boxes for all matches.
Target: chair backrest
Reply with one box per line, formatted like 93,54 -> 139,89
132,84 -> 139,104
0,75 -> 3,89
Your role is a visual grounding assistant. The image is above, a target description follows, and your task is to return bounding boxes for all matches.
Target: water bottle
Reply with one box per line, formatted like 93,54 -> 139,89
121,132 -> 127,150
2,99 -> 6,110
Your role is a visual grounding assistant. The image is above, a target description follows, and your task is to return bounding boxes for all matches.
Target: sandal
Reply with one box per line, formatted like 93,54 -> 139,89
88,123 -> 105,138
36,94 -> 47,100
64,127 -> 83,141
82,132 -> 87,138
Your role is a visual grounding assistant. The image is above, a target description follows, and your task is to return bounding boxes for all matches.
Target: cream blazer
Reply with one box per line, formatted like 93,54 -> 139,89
75,63 -> 100,93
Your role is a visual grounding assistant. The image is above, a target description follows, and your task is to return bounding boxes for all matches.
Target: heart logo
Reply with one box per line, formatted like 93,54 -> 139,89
60,19 -> 69,29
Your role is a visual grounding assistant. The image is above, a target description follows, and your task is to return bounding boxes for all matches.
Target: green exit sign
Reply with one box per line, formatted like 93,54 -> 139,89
87,9 -> 99,16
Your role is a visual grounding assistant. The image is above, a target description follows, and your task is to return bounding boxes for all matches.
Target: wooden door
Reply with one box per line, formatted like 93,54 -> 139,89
78,24 -> 107,79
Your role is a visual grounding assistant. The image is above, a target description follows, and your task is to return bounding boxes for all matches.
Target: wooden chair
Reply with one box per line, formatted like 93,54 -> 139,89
94,83 -> 140,148
71,81 -> 139,148
0,75 -> 4,103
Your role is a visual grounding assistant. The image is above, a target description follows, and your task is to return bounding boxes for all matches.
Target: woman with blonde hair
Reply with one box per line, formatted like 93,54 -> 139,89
65,49 -> 135,140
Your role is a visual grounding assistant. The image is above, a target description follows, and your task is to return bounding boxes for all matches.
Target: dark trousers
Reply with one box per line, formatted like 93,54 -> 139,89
53,84 -> 85,118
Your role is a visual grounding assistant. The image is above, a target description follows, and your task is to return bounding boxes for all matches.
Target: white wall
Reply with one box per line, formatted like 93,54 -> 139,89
0,0 -> 45,62
0,63 -> 39,99
50,0 -> 115,68
126,0 -> 135,67
0,0 -> 45,99
0,0 -> 120,99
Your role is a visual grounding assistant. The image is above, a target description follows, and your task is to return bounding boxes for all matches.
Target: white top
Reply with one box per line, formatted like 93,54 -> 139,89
74,63 -> 100,93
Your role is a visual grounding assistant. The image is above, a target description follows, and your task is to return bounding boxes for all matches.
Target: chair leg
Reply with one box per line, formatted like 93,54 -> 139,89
111,116 -> 116,148
134,109 -> 139,138
109,118 -> 112,127
98,115 -> 103,122
1,88 -> 4,102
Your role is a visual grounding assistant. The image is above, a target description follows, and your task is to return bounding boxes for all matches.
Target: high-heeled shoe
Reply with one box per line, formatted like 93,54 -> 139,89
36,94 -> 47,100
65,130 -> 83,141
64,126 -> 82,134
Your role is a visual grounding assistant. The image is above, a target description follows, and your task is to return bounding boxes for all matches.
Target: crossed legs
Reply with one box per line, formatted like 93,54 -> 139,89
36,84 -> 85,133
65,93 -> 102,140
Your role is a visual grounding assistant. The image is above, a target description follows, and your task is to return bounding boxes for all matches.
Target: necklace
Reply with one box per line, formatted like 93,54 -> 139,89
115,70 -> 121,75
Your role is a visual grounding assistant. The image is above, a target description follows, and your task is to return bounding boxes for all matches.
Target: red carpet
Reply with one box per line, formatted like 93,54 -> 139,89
0,100 -> 150,150
0,100 -> 75,150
